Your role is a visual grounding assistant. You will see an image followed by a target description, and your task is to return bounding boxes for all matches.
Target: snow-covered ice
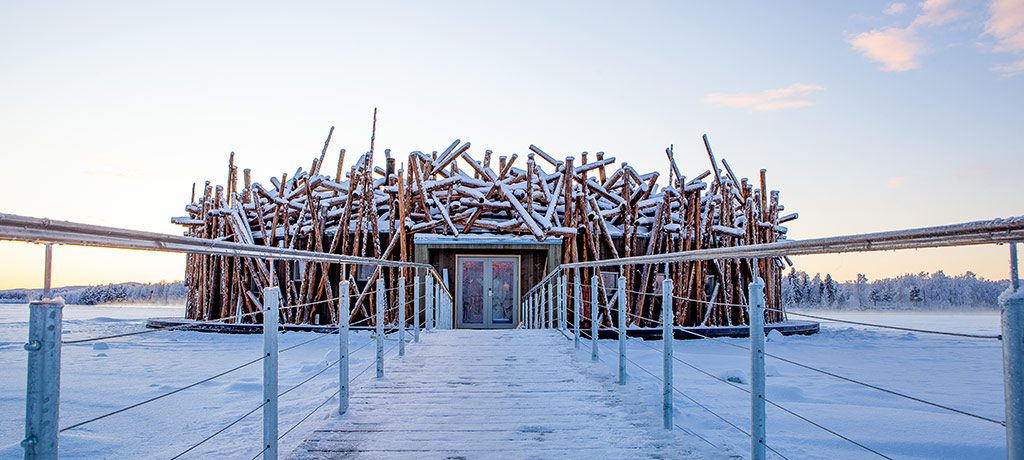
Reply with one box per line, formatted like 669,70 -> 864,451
0,304 -> 372,459
588,310 -> 1006,459
0,305 -> 1008,459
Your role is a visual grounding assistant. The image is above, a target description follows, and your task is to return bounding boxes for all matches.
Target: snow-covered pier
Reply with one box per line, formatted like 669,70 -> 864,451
289,329 -> 698,459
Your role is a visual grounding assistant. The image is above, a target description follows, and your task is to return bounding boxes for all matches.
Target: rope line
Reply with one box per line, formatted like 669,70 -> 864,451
280,330 -> 337,353
618,333 -> 890,459
171,401 -> 266,460
61,309 -> 269,344
269,341 -> 401,460
247,340 -> 397,460
280,295 -> 341,311
770,308 -> 1001,340
558,284 -> 1000,340
669,327 -> 1006,425
59,353 -> 266,433
617,343 -> 790,460
280,337 -> 380,400
588,336 -> 783,457
279,359 -> 339,399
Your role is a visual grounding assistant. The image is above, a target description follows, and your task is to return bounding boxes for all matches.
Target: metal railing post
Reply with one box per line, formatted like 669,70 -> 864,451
565,275 -> 570,330
539,286 -> 544,328
532,293 -> 540,327
436,286 -> 444,329
527,294 -> 532,329
339,281 -> 349,415
555,278 -> 560,330
376,277 -> 385,378
591,275 -> 599,361
1003,242 -> 1023,458
559,274 -> 566,330
432,283 -> 439,330
663,276 -> 674,430
538,285 -> 543,328
537,286 -> 542,328
441,269 -> 450,329
22,298 -> 63,460
526,294 -> 531,329
546,283 -> 553,329
413,273 -> 420,343
425,276 -> 434,332
533,293 -> 538,329
262,287 -> 279,460
618,275 -> 627,385
398,277 -> 406,357
43,243 -> 52,300
749,275 -> 767,460
573,271 -> 580,349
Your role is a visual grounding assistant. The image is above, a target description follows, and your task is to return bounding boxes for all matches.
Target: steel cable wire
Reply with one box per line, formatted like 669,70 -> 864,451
765,307 -> 1001,340
280,330 -> 337,353
59,353 -> 267,432
620,333 -> 891,459
60,327 -> 383,434
587,332 -> 772,456
669,327 -> 1006,425
278,338 -> 379,400
258,342 -> 401,460
61,309 -> 269,344
661,291 -> 1001,340
60,288 -> 417,345
171,401 -> 266,460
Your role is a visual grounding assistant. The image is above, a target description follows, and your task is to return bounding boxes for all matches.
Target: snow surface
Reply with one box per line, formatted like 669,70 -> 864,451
587,310 -> 1006,459
291,330 -> 702,459
0,304 -> 375,459
0,306 -> 1008,459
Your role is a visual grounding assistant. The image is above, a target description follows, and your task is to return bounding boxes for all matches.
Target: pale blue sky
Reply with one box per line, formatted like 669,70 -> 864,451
1,1 -> 1022,289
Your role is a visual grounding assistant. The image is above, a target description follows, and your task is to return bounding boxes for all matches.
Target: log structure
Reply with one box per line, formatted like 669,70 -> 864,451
173,128 -> 796,328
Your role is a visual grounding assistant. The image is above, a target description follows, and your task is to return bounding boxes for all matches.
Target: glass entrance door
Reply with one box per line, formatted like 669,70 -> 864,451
456,256 -> 518,329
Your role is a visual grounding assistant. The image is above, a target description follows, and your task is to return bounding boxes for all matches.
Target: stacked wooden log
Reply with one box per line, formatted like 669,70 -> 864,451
173,129 -> 795,328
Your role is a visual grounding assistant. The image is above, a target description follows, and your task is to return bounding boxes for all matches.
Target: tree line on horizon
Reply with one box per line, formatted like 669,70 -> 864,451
782,269 -> 1008,310
0,271 -> 1009,310
0,281 -> 186,305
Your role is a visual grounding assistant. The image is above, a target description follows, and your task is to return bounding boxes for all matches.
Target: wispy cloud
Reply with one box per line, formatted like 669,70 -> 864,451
885,2 -> 909,15
703,84 -> 824,112
911,0 -> 963,27
992,58 -> 1024,76
849,27 -> 925,71
985,0 -> 1024,76
849,0 -> 963,72
887,176 -> 910,188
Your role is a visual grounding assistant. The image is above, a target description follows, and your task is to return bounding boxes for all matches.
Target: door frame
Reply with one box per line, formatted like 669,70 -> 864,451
454,254 -> 521,329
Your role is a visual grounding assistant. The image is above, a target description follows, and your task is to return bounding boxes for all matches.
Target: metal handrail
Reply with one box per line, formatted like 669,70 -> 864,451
0,213 -> 436,271
522,216 -> 1024,300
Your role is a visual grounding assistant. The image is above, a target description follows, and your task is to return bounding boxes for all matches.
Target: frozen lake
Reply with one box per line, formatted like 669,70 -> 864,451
0,305 -> 1008,459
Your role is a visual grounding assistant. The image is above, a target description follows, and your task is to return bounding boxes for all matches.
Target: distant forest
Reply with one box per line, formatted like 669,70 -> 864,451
0,271 -> 1010,310
0,281 -> 186,305
782,269 -> 1008,310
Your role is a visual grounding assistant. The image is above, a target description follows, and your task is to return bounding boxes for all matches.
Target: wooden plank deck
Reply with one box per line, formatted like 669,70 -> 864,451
289,329 -> 703,460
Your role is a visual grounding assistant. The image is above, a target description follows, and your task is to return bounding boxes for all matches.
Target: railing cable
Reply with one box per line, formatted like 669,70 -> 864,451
669,326 -> 1006,426
61,309 -> 269,344
171,401 -> 266,460
620,332 -> 891,459
248,341 -> 396,460
589,333 -> 786,457
60,353 -> 266,432
768,307 -> 1001,340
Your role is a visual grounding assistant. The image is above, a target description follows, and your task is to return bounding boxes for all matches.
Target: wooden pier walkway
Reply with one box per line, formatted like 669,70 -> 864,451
289,329 -> 703,460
